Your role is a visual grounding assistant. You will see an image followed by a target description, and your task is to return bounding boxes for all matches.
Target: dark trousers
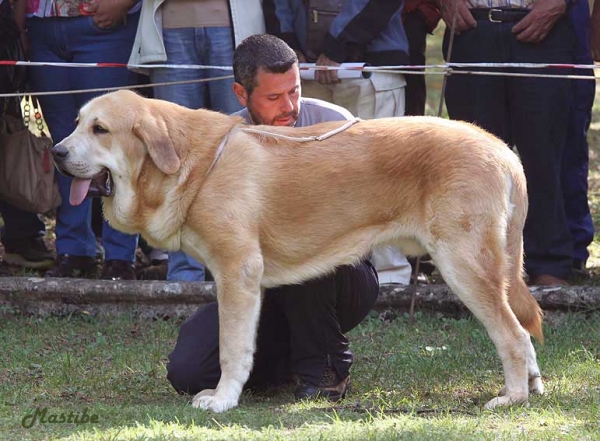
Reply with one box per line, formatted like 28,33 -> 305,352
403,10 -> 428,116
166,261 -> 379,395
443,18 -> 575,278
0,201 -> 45,244
562,72 -> 595,265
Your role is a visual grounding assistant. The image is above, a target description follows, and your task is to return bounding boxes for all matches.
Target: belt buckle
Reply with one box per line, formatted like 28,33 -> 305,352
488,8 -> 502,23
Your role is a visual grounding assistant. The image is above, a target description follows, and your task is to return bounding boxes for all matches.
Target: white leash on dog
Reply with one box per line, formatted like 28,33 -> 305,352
241,117 -> 361,142
206,117 -> 362,176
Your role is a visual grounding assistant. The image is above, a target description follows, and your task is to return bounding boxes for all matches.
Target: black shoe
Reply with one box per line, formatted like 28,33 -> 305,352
294,367 -> 350,402
101,259 -> 136,280
3,236 -> 54,269
45,254 -> 100,278
571,259 -> 591,281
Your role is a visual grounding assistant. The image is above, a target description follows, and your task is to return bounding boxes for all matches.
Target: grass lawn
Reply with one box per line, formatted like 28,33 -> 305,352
0,311 -> 599,440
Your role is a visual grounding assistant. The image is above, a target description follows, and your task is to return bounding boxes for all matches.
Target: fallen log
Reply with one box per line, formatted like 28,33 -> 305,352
0,277 -> 599,318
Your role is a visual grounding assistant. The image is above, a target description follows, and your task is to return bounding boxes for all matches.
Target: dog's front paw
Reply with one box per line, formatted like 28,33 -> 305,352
191,389 -> 239,413
529,376 -> 544,395
484,394 -> 529,410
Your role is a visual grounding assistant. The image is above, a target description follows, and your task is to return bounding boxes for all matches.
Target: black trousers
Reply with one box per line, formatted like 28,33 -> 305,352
166,261 -> 379,395
403,10 -> 429,117
443,18 -> 575,278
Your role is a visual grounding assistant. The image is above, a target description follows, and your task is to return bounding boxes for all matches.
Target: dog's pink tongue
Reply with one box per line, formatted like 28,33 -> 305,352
70,178 -> 92,206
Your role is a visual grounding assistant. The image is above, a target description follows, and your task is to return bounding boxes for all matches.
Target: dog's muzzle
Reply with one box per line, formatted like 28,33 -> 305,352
51,143 -> 114,205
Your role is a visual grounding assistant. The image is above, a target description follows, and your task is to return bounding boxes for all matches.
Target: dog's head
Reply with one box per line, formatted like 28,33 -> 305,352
52,89 -> 181,206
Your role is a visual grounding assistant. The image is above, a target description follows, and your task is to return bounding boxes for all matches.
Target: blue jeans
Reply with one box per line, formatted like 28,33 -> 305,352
27,15 -> 139,261
443,17 -> 575,279
150,26 -> 242,281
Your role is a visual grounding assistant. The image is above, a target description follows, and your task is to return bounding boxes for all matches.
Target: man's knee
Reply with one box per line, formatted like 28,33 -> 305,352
166,358 -> 220,395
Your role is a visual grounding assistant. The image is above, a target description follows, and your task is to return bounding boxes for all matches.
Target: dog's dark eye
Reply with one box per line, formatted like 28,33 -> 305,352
93,124 -> 108,134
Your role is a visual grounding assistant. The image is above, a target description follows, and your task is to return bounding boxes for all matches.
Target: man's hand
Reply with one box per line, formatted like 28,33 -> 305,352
439,0 -> 476,35
512,0 -> 566,44
86,0 -> 136,29
315,54 -> 341,85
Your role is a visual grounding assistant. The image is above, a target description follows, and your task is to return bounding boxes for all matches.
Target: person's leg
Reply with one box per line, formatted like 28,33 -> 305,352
150,27 -> 206,109
150,27 -> 208,282
443,23 -> 511,141
562,73 -> 595,271
403,10 -> 428,116
0,202 -> 45,242
167,294 -> 291,395
0,201 -> 53,268
300,80 -> 334,107
27,17 -> 98,263
62,14 -> 141,276
321,73 -> 406,120
371,246 -> 412,285
509,18 -> 575,280
273,261 -> 378,387
167,303 -> 222,394
205,26 -> 243,114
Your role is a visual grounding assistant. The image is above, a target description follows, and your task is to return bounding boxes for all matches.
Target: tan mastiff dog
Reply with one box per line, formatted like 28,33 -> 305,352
52,89 -> 544,413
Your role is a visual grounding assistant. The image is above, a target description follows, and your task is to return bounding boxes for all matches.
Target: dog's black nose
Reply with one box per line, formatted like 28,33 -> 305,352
51,144 -> 69,159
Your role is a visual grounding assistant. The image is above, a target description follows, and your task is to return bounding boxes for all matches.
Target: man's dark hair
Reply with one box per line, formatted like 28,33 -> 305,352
233,34 -> 298,95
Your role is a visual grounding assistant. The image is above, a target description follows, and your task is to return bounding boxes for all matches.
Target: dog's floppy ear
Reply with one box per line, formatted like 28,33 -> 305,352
133,108 -> 181,175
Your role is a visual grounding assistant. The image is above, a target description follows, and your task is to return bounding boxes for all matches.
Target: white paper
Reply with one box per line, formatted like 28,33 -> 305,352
299,62 -> 371,81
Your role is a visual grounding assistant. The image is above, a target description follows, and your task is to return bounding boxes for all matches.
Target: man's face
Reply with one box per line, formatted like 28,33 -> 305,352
234,65 -> 301,126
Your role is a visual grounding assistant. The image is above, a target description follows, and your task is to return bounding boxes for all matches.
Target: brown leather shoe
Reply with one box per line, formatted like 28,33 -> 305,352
101,260 -> 136,280
528,274 -> 569,287
138,259 -> 168,280
294,367 -> 350,402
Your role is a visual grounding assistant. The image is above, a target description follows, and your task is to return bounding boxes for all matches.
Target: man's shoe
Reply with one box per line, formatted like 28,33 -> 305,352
3,237 -> 54,269
101,259 -> 136,280
528,274 -> 569,287
571,259 -> 590,281
294,367 -> 350,402
138,259 -> 168,280
45,254 -> 100,278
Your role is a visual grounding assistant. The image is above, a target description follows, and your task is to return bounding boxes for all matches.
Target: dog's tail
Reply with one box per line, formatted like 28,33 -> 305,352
505,169 -> 544,343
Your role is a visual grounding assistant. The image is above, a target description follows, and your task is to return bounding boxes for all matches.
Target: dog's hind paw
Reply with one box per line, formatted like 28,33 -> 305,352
191,389 -> 239,413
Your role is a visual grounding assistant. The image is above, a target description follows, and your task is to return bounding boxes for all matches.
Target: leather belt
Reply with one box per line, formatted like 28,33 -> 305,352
470,8 -> 529,23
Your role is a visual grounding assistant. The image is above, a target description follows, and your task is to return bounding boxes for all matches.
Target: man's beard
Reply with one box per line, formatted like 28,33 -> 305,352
248,106 -> 299,126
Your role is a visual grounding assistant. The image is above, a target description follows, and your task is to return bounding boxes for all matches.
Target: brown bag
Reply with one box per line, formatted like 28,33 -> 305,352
305,0 -> 343,62
0,96 -> 62,213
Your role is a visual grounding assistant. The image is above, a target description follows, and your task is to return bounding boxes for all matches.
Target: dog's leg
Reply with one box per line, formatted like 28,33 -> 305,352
191,252 -> 264,413
431,236 -> 531,409
498,337 -> 543,397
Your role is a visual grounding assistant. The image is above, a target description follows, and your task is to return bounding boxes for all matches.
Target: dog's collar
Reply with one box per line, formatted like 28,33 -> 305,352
205,118 -> 362,176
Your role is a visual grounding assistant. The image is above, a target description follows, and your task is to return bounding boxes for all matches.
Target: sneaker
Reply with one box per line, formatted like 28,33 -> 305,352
3,236 -> 54,269
101,259 -> 136,280
294,367 -> 350,402
45,254 -> 100,278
